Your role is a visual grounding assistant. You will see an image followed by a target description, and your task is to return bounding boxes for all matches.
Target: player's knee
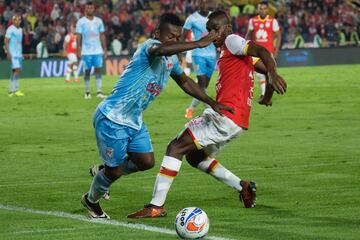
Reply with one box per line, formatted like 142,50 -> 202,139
166,139 -> 185,158
138,158 -> 155,171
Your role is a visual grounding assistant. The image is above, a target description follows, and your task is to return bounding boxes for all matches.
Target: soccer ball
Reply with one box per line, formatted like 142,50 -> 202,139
175,207 -> 209,239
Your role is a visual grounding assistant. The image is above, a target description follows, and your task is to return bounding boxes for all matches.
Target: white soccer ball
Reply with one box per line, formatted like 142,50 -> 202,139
175,207 -> 209,239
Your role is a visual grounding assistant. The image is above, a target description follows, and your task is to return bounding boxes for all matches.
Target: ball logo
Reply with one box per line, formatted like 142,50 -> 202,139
179,209 -> 188,226
186,215 -> 207,232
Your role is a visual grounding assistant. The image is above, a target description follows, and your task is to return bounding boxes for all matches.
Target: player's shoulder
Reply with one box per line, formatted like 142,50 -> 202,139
6,25 -> 15,31
94,16 -> 104,23
225,34 -> 246,45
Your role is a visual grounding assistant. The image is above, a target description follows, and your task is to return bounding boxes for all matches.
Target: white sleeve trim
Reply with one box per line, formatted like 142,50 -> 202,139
248,18 -> 254,31
273,19 -> 280,32
225,34 -> 249,56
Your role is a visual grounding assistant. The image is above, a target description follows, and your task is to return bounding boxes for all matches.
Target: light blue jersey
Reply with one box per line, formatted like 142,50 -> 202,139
183,11 -> 216,57
76,16 -> 105,55
5,25 -> 23,57
98,39 -> 183,130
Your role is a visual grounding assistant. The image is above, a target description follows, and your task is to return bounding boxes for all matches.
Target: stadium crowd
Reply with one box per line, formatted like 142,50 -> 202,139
0,0 -> 359,59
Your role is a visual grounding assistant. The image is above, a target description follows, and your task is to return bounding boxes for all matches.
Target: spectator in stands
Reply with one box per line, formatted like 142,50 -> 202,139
294,29 -> 305,48
37,35 -> 49,58
110,33 -> 122,56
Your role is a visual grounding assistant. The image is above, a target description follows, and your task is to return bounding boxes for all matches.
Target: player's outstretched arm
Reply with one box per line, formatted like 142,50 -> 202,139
148,31 -> 216,57
247,43 -> 287,94
171,73 -> 233,115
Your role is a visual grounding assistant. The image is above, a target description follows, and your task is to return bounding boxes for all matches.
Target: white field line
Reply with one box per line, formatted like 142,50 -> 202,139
13,227 -> 96,235
0,204 -> 234,240
0,161 -> 355,188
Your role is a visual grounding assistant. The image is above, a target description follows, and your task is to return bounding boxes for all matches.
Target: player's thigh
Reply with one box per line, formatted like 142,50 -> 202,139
192,56 -> 207,77
82,55 -> 93,70
93,54 -> 103,70
127,123 -> 155,170
11,57 -> 22,71
185,108 -> 243,157
67,53 -> 77,64
94,110 -> 129,168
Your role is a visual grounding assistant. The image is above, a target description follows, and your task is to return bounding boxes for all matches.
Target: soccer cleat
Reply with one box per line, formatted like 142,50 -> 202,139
65,79 -> 72,83
127,204 -> 167,218
184,108 -> 193,119
84,92 -> 91,99
8,92 -> 14,97
81,193 -> 110,219
96,92 -> 107,99
239,180 -> 257,208
14,90 -> 24,97
74,78 -> 80,83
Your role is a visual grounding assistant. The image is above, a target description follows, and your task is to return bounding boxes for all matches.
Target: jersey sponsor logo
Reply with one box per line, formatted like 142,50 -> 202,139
146,82 -> 162,96
255,29 -> 268,41
265,21 -> 271,28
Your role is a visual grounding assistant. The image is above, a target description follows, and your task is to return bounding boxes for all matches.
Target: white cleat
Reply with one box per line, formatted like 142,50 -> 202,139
84,92 -> 91,99
96,93 -> 107,99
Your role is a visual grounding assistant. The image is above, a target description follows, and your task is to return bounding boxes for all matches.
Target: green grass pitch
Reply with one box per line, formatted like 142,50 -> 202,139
0,64 -> 359,240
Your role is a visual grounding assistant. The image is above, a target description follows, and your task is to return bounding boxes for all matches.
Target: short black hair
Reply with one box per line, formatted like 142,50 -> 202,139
86,1 -> 94,5
259,1 -> 269,6
158,13 -> 183,30
208,10 -> 230,24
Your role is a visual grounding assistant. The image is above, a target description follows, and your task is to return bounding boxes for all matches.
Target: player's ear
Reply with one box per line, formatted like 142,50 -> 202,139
154,29 -> 161,39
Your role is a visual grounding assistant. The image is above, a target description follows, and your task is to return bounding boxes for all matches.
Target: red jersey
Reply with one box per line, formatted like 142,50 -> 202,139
216,34 -> 255,129
248,15 -> 279,53
64,33 -> 77,55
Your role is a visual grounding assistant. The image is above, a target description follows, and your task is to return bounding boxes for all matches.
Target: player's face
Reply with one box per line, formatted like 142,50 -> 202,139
199,0 -> 208,13
85,4 -> 95,17
206,17 -> 231,48
13,16 -> 21,27
258,4 -> 269,19
158,24 -> 182,43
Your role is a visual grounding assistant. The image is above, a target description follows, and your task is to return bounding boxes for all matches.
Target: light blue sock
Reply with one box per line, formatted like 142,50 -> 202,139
9,74 -> 18,93
88,169 -> 113,203
95,74 -> 102,93
84,75 -> 90,93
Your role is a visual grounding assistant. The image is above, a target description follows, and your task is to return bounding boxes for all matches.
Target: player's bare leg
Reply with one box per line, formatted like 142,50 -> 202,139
186,150 -> 256,208
185,75 -> 209,118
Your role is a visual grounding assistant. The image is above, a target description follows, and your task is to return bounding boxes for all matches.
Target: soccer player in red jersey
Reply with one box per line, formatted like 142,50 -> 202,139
128,10 -> 287,218
63,23 -> 79,83
245,1 -> 281,99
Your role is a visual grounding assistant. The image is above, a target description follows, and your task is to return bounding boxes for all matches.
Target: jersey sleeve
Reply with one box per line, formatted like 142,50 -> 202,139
272,19 -> 280,32
225,34 -> 250,56
183,15 -> 193,30
248,18 -> 254,31
99,19 -> 105,33
64,35 -> 70,43
75,20 -> 82,34
5,27 -> 12,39
170,55 -> 183,76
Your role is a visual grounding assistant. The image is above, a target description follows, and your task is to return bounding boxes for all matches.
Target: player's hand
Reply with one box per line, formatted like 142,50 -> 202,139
257,94 -> 272,107
210,101 -> 234,115
103,51 -> 108,59
6,53 -> 11,61
197,30 -> 216,48
268,72 -> 287,94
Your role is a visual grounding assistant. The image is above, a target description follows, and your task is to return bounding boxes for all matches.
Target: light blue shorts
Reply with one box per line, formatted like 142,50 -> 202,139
82,54 -> 103,70
93,109 -> 153,167
11,56 -> 23,69
192,56 -> 216,78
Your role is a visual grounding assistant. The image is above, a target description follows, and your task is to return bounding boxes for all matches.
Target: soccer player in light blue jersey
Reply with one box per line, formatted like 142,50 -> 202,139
5,14 -> 24,97
183,0 -> 217,118
76,1 -> 107,99
81,13 -> 233,219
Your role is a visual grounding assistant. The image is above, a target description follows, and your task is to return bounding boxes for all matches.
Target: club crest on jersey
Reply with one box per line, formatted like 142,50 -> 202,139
106,147 -> 114,158
165,58 -> 173,70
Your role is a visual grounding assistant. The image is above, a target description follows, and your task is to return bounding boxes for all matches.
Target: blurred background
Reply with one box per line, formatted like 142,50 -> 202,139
0,0 -> 359,60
